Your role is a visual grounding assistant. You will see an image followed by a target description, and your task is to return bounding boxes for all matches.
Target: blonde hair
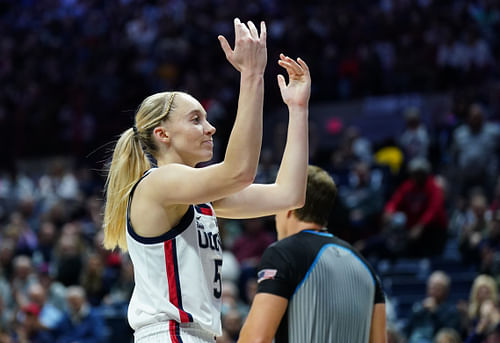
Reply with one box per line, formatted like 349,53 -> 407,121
103,91 -> 178,251
468,274 -> 499,319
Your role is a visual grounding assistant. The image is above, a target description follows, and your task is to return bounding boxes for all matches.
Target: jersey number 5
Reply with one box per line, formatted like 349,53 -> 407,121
213,259 -> 222,299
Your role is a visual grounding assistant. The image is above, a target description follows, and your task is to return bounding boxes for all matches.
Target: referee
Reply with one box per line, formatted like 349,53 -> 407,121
238,165 -> 387,343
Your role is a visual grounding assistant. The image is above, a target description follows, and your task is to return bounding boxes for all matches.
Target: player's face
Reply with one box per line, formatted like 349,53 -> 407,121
164,94 -> 216,166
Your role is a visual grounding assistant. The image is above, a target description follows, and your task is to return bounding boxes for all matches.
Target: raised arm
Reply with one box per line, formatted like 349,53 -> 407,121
217,19 -> 267,186
213,55 -> 310,218
143,19 -> 267,206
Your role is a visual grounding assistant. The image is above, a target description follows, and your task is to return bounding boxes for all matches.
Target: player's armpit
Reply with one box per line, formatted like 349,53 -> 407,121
237,293 -> 288,343
369,303 -> 387,343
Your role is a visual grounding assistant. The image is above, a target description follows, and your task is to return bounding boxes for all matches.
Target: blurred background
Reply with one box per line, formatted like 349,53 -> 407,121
0,0 -> 500,342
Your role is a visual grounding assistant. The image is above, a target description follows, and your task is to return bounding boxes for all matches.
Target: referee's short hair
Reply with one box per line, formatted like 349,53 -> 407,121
293,165 -> 337,227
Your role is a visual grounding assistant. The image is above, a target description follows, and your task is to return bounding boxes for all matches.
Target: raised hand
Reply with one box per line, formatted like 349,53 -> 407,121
277,54 -> 311,108
218,18 -> 267,75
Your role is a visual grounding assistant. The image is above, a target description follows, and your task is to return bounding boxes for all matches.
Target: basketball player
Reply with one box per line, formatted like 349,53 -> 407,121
238,166 -> 387,343
103,17 -> 311,343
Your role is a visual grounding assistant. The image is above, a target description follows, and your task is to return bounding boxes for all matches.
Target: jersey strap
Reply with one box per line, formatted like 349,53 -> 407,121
195,203 -> 213,216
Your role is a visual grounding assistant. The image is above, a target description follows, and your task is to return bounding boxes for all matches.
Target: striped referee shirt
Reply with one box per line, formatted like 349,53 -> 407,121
256,230 -> 385,343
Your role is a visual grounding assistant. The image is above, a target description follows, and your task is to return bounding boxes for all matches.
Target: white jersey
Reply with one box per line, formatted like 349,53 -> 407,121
125,170 -> 223,339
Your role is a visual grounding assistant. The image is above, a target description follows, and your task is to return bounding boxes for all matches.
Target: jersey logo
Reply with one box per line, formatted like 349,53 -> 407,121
198,231 -> 221,251
257,269 -> 277,283
196,216 -> 205,230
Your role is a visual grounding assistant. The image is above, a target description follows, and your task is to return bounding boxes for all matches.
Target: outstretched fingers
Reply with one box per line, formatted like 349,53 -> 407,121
280,55 -> 304,74
259,21 -> 267,43
277,74 -> 287,90
297,58 -> 310,76
247,21 -> 259,39
218,35 -> 232,58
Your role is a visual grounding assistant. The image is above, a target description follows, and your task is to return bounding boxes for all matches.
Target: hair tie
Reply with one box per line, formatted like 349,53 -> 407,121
132,125 -> 138,136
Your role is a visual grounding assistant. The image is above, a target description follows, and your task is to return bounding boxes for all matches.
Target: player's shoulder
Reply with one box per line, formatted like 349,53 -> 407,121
267,230 -> 341,258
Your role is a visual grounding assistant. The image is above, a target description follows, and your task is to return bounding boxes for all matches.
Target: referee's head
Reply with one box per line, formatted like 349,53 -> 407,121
293,165 -> 337,227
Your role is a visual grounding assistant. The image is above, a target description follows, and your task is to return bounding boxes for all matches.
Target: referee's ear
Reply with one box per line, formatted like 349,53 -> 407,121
286,210 -> 293,218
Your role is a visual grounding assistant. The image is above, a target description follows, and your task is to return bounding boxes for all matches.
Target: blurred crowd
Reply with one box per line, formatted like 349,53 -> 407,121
1,0 -> 500,342
1,92 -> 500,343
1,0 -> 499,161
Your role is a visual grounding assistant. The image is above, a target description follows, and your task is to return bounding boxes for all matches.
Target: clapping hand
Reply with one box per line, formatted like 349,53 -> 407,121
218,18 -> 267,75
277,54 -> 311,108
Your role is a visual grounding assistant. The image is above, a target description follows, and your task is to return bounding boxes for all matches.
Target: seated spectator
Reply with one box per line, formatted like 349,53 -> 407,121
338,161 -> 384,242
399,107 -> 430,160
221,309 -> 243,343
79,254 -> 109,306
466,275 -> 499,334
451,103 -> 500,199
11,255 -> 38,308
385,158 -> 448,257
13,303 -> 54,343
459,193 -> 491,265
53,286 -> 105,343
359,158 -> 448,259
103,255 -> 133,308
231,218 -> 274,268
53,232 -> 84,287
491,177 -> 500,213
435,328 -> 462,343
478,210 -> 500,276
465,299 -> 500,343
387,324 -> 407,343
404,271 -> 461,343
26,283 -> 62,330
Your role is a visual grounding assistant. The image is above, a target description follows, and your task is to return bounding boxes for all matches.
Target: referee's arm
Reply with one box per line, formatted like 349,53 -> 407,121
237,293 -> 288,343
369,303 -> 387,343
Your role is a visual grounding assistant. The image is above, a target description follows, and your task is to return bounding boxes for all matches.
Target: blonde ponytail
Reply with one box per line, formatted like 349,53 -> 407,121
102,91 -> 179,251
103,128 -> 150,251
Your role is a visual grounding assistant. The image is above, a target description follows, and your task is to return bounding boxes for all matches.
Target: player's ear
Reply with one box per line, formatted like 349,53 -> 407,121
153,126 -> 170,144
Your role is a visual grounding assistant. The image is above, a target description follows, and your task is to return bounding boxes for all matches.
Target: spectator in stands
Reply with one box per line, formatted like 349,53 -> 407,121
53,232 -> 83,287
359,157 -> 448,259
32,221 -> 57,268
79,254 -> 109,306
11,255 -> 38,308
103,255 -> 133,308
399,107 -> 430,161
467,275 -> 499,333
384,157 -> 448,257
36,264 -> 66,312
6,212 -> 37,257
53,286 -> 105,343
465,299 -> 500,343
477,210 -> 500,276
490,177 -> 500,213
435,328 -> 462,343
231,218 -> 274,268
13,303 -> 53,343
221,309 -> 243,342
459,193 -> 491,265
338,161 -> 384,242
26,283 -> 62,330
404,271 -> 461,343
451,103 -> 500,199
